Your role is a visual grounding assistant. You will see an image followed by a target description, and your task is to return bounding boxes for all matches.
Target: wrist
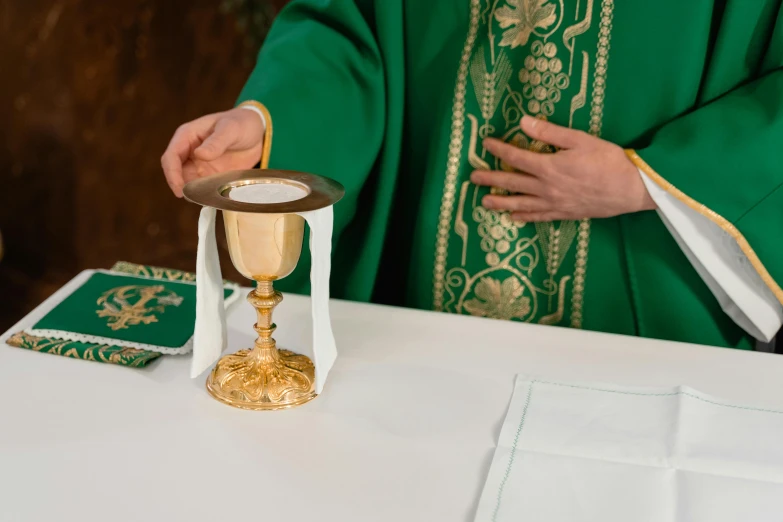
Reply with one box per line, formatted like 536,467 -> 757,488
237,100 -> 273,168
630,168 -> 657,212
620,153 -> 657,213
238,103 -> 267,134
639,188 -> 657,212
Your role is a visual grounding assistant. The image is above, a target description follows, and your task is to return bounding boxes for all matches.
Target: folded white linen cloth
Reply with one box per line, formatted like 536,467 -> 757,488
476,377 -> 783,522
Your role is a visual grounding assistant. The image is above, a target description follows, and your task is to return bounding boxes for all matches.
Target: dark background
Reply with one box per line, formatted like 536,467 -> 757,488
0,0 -> 289,330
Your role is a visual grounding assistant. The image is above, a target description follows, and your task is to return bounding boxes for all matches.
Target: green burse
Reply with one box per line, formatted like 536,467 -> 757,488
6,262 -> 239,367
6,331 -> 162,368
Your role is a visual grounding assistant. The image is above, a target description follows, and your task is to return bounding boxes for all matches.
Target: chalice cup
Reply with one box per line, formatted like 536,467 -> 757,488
184,170 -> 344,410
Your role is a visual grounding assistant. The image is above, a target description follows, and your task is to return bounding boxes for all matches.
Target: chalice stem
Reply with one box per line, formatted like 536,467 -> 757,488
248,281 -> 283,364
205,278 -> 317,410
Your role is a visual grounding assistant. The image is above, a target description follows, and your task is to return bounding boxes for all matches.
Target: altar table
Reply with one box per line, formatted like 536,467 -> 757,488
2,281 -> 783,521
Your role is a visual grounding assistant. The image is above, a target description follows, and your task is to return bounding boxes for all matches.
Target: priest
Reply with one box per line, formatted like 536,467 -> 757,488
162,0 -> 783,349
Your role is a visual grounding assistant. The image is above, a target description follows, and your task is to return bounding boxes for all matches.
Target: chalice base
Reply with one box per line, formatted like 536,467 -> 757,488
206,347 -> 317,411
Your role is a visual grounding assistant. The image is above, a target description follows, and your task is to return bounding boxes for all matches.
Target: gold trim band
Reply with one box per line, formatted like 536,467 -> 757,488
238,100 -> 273,169
626,149 -> 783,306
432,0 -> 482,311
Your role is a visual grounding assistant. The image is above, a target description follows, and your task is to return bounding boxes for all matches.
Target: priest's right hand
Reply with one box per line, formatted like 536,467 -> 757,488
161,107 -> 265,198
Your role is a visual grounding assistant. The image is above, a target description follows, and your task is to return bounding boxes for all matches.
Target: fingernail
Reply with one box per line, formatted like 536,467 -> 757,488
482,196 -> 495,209
521,115 -> 537,129
470,170 -> 480,182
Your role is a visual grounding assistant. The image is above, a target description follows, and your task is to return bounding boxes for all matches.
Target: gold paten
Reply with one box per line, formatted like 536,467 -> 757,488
184,169 -> 344,411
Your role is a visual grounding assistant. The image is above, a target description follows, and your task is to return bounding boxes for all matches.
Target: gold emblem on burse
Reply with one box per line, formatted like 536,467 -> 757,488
96,285 -> 183,330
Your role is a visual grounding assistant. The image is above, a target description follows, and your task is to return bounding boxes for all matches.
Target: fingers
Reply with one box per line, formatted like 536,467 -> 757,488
161,113 -> 220,197
483,117 -> 589,176
182,162 -> 201,184
483,138 -> 549,175
482,194 -> 549,214
520,115 -> 588,149
481,192 -> 571,221
471,170 -> 543,195
510,211 -> 560,222
193,117 -> 238,162
161,126 -> 191,198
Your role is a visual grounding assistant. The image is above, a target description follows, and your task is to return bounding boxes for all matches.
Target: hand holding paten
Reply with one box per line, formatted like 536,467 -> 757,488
161,107 -> 265,198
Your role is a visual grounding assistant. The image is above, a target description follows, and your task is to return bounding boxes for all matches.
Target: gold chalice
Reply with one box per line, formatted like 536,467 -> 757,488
184,170 -> 344,410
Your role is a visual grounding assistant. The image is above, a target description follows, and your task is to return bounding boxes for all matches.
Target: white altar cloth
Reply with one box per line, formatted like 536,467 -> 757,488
3,282 -> 783,522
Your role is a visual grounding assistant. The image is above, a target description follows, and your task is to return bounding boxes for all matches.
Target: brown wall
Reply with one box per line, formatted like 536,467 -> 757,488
0,0 -> 286,329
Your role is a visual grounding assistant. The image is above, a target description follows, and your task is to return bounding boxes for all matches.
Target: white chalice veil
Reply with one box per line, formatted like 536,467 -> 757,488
193,182 -> 337,394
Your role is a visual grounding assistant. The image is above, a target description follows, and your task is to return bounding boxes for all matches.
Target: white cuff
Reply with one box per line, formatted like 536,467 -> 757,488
638,168 -> 783,342
239,104 -> 267,128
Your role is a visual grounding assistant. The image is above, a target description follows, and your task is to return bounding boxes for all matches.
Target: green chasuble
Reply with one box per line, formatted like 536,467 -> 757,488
237,0 -> 783,349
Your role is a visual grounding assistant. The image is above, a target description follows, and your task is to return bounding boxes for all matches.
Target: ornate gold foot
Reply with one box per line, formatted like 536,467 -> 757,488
206,282 -> 316,410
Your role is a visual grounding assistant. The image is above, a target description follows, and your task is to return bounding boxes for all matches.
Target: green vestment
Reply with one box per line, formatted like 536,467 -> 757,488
237,0 -> 783,349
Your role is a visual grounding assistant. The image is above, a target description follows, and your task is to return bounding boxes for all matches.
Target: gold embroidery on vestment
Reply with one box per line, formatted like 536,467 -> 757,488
433,0 -> 483,310
434,0 -> 615,328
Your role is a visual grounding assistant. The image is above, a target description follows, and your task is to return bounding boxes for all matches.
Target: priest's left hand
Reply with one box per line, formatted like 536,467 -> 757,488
470,116 -> 656,222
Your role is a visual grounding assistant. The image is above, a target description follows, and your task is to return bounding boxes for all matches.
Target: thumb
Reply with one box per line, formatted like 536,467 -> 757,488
193,119 -> 238,161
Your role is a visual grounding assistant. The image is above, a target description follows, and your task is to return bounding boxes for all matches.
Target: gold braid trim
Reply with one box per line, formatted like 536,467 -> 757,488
238,100 -> 273,169
626,148 -> 783,306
